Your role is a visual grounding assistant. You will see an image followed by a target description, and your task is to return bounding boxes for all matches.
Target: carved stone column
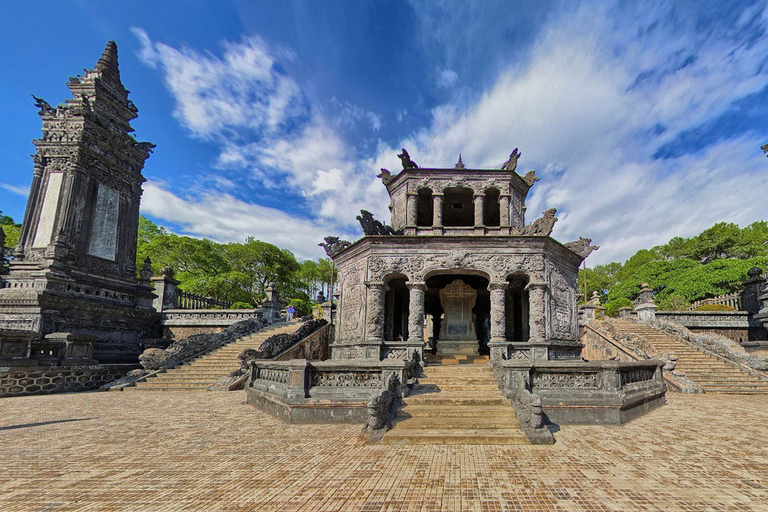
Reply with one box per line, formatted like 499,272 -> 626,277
474,193 -> 484,227
488,282 -> 510,361
406,193 -> 417,228
407,282 -> 427,341
525,281 -> 548,357
499,195 -> 511,227
432,193 -> 443,228
365,282 -> 387,343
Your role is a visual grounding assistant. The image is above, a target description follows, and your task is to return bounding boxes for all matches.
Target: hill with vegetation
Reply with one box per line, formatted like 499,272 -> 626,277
580,221 -> 768,315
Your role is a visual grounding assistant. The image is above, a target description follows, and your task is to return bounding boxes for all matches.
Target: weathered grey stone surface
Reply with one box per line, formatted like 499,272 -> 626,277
0,41 -> 158,364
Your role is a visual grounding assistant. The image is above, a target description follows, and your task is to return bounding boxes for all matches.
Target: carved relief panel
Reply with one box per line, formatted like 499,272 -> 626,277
337,263 -> 366,342
546,262 -> 578,341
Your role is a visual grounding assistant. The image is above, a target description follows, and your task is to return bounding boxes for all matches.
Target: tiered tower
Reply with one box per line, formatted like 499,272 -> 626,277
0,42 -> 157,363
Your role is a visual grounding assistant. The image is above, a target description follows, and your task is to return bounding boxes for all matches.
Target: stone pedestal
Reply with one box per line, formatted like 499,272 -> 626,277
437,279 -> 478,356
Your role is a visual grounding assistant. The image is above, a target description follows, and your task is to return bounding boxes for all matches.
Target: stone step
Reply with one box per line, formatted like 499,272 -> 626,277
390,416 -> 517,430
380,428 -> 529,445
418,377 -> 496,385
397,404 -> 514,418
126,386 -> 210,391
404,395 -> 507,406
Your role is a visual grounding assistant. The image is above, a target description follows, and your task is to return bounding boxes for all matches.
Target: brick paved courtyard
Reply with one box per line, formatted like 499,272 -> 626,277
1,391 -> 767,512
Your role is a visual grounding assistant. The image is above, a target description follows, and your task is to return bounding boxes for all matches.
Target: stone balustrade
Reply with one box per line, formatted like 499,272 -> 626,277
496,359 -> 665,424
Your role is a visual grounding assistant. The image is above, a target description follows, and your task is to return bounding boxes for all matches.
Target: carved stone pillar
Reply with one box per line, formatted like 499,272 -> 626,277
432,193 -> 443,228
499,195 -> 511,227
525,281 -> 548,348
406,193 -> 417,228
365,282 -> 387,342
488,282 -> 510,361
474,194 -> 484,227
407,282 -> 427,341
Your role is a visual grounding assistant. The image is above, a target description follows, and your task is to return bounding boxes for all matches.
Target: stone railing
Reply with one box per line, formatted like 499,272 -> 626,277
177,290 -> 232,310
496,359 -> 666,424
159,308 -> 264,339
274,323 -> 332,361
246,358 -> 415,423
687,292 -> 742,311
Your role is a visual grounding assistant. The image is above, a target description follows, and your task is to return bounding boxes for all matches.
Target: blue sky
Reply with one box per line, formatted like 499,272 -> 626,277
1,0 -> 767,264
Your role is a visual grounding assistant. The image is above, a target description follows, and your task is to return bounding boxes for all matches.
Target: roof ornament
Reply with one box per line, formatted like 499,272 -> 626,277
397,148 -> 418,169
523,170 -> 540,187
377,168 -> 396,185
501,148 -> 521,172
319,236 -> 352,257
520,208 -> 558,236
564,237 -> 600,259
31,95 -> 56,116
454,154 -> 465,169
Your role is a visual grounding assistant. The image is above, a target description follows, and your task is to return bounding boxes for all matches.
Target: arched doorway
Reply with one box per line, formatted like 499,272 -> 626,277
384,275 -> 409,341
505,274 -> 530,342
423,273 -> 490,355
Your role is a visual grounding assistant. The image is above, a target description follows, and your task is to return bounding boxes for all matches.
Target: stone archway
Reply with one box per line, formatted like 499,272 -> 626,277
423,273 -> 490,356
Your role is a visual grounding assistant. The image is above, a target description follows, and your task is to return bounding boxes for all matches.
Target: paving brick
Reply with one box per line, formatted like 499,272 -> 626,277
1,391 -> 767,511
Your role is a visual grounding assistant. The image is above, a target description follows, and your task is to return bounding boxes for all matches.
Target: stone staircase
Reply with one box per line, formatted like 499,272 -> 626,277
381,355 -> 529,445
127,322 -> 298,392
613,320 -> 768,394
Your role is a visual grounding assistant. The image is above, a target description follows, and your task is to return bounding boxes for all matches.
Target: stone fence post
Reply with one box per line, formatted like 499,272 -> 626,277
634,283 -> 657,323
151,267 -> 180,312
741,267 -> 766,315
579,291 -> 604,325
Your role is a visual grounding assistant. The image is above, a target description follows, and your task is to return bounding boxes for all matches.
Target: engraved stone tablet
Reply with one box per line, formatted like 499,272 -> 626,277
88,183 -> 120,261
32,172 -> 63,248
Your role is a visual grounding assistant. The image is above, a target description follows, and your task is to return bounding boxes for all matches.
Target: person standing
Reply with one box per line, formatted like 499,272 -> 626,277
286,304 -> 296,321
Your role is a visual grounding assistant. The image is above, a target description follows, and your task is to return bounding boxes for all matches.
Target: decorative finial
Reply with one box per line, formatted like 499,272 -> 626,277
397,148 -> 418,169
454,154 -> 465,169
95,41 -> 120,76
501,148 -> 521,172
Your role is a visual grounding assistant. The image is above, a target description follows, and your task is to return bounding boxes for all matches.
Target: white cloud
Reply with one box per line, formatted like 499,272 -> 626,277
133,1 -> 768,268
140,181 -> 357,260
0,183 -> 29,196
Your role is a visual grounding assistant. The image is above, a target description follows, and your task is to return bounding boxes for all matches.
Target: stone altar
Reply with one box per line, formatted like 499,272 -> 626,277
437,279 -> 478,356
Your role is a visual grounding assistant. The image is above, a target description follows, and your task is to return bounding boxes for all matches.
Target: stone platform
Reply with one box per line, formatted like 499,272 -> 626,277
1,391 -> 767,511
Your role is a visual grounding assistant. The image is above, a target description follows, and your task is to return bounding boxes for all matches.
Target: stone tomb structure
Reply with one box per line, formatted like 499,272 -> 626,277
0,42 -> 158,365
247,152 -> 666,432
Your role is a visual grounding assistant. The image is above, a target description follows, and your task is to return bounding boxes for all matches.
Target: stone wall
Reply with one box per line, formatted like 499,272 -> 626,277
655,311 -> 758,343
1,364 -> 136,397
160,309 -> 264,339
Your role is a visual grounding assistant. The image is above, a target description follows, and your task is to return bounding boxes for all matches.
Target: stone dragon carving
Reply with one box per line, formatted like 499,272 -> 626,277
360,373 -> 403,443
501,148 -> 521,172
377,168 -> 397,185
397,148 -> 418,169
32,94 -> 56,116
521,208 -> 558,236
564,237 -> 600,259
318,236 -> 351,257
522,170 -> 539,187
356,210 -> 403,236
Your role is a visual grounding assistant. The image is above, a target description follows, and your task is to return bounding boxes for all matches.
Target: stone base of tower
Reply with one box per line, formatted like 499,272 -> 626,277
0,269 -> 159,364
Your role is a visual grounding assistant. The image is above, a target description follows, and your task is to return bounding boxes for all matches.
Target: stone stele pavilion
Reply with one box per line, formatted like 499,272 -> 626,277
247,150 -> 666,440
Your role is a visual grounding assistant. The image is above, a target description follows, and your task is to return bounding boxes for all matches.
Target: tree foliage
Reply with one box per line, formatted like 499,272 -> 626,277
136,216 -> 332,306
594,221 -> 767,310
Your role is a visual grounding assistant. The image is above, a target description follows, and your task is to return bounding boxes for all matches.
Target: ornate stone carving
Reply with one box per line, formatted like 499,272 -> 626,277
311,370 -> 382,387
356,210 -> 403,236
488,282 -> 508,341
549,265 -> 575,340
522,170 -> 539,187
339,265 -> 365,339
501,148 -> 521,172
620,368 -> 655,386
407,282 -> 427,341
365,282 -> 387,340
533,372 -> 599,388
377,168 -> 397,185
319,236 -> 351,257
564,237 -> 599,259
521,208 -> 557,236
398,148 -> 418,169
